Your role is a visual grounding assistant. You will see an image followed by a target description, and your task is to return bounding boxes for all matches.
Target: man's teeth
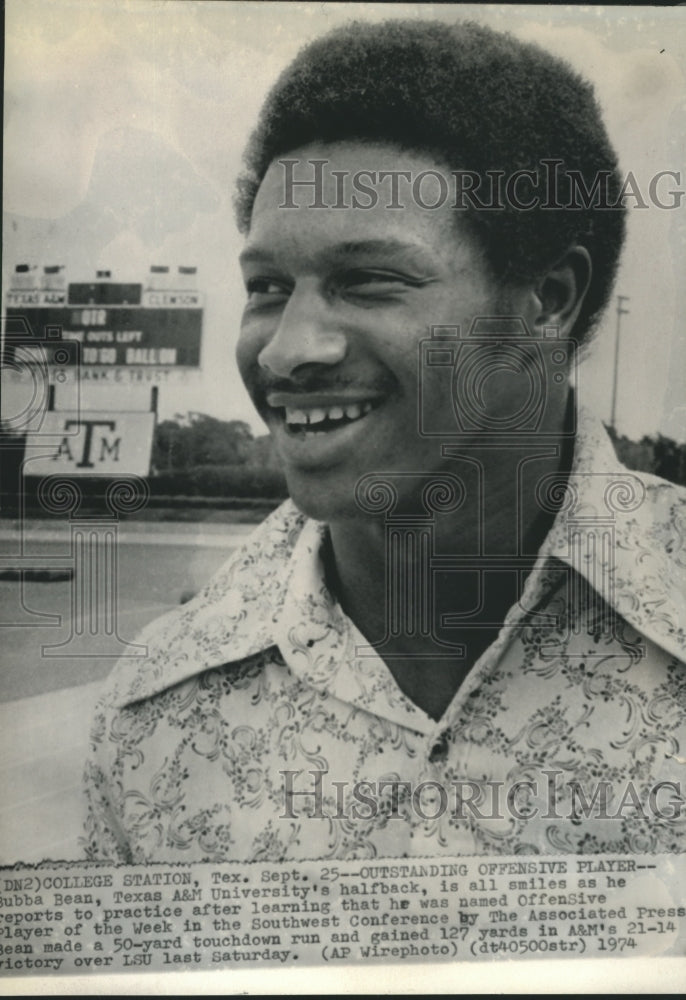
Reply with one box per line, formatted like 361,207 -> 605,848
285,401 -> 374,426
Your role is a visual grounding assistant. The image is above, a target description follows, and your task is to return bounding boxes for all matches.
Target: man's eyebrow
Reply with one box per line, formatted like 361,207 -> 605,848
239,238 -> 434,266
327,239 -> 430,259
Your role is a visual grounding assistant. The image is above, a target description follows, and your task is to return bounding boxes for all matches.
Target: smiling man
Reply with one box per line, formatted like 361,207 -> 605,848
84,19 -> 685,862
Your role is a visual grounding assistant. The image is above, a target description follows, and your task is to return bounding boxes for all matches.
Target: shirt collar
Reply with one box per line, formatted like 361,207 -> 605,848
538,407 -> 685,662
112,406 -> 685,709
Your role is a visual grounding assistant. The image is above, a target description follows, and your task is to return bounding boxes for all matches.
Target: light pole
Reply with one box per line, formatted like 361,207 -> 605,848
610,295 -> 630,434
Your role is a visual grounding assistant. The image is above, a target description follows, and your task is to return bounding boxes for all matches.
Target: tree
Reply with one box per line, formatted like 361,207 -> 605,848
152,419 -> 190,472
151,413 -> 254,472
186,415 -> 254,466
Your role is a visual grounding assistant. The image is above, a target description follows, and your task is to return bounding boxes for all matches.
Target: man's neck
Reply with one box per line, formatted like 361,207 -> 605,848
324,396 -> 575,719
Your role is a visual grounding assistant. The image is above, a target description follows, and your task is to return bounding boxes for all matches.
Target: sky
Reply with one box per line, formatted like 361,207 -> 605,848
3,1 -> 686,441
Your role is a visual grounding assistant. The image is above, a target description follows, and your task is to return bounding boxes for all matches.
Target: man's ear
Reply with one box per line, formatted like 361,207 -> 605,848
533,245 -> 592,337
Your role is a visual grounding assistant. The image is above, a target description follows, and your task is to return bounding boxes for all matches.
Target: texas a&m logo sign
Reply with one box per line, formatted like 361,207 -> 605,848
23,411 -> 155,477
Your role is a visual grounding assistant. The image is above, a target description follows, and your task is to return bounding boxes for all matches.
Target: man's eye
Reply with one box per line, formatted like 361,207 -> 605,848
340,270 -> 416,296
245,278 -> 290,298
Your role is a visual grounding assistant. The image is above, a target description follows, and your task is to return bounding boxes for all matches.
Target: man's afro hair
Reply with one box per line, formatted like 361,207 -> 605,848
236,19 -> 626,343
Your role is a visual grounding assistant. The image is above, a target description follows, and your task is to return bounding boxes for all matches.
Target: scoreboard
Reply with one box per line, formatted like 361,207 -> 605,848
3,274 -> 203,368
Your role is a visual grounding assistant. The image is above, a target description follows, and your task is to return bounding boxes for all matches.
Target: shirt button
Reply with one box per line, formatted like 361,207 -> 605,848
429,732 -> 450,762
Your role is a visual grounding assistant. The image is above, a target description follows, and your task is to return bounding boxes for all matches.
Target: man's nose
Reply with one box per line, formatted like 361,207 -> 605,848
257,285 -> 347,378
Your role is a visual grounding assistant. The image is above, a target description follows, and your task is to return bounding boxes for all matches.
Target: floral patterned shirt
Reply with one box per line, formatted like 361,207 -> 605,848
83,409 -> 686,862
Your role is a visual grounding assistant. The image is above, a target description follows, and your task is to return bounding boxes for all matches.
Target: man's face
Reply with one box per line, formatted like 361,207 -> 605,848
237,141 -> 533,521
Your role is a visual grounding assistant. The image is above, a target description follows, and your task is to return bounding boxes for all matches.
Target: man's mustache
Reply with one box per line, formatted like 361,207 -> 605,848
253,369 -> 396,398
